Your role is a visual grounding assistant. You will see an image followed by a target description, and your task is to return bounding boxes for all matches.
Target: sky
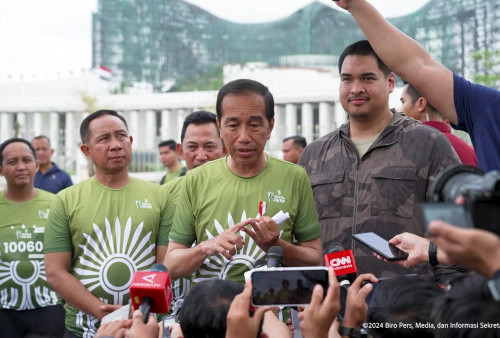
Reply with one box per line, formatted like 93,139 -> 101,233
0,0 -> 430,78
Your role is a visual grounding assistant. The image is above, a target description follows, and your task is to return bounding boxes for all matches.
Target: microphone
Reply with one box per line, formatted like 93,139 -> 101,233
129,263 -> 173,323
323,241 -> 358,287
267,246 -> 284,268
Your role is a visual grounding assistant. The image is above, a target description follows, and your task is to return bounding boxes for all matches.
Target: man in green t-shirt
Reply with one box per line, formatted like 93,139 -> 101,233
44,110 -> 174,337
0,138 -> 64,337
158,139 -> 186,185
165,79 -> 323,284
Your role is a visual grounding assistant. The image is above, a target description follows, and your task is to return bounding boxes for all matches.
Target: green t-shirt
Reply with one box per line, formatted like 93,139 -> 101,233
169,155 -> 320,284
162,165 -> 186,185
44,177 -> 173,337
163,176 -> 185,205
0,189 -> 60,310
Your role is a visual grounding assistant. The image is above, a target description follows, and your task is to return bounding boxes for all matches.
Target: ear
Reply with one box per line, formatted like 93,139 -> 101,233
417,97 -> 427,113
50,149 -> 55,157
216,117 -> 221,131
387,72 -> 396,93
176,143 -> 184,161
267,117 -> 275,140
80,143 -> 92,159
129,135 -> 133,145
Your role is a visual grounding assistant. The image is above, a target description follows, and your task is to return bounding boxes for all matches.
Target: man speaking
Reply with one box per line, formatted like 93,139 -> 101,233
165,79 -> 322,284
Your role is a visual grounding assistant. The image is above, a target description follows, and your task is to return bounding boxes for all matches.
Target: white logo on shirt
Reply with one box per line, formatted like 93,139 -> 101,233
267,190 -> 285,204
135,199 -> 152,209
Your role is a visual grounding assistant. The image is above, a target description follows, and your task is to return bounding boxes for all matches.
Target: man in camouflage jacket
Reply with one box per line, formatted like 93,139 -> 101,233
299,40 -> 461,279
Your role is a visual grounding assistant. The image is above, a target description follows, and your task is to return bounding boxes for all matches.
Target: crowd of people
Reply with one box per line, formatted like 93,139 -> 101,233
0,0 -> 499,337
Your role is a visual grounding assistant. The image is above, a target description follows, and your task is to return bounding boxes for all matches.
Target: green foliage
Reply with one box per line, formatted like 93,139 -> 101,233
171,65 -> 223,92
471,50 -> 500,88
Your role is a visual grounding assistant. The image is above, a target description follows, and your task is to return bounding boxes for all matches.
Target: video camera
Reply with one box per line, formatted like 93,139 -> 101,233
420,165 -> 500,236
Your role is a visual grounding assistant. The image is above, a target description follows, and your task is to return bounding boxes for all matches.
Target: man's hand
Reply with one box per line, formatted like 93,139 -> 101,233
125,310 -> 159,338
198,219 -> 252,260
428,221 -> 500,277
241,216 -> 280,252
98,304 -> 125,320
298,267 -> 340,338
226,281 -> 274,338
342,273 -> 378,330
373,232 -> 430,268
95,319 -> 132,338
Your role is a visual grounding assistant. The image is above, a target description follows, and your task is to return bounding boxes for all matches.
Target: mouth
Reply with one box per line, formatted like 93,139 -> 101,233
348,96 -> 369,106
236,148 -> 254,157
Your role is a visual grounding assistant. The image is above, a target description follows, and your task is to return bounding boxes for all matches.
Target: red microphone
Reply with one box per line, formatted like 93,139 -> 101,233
129,263 -> 173,323
323,242 -> 358,286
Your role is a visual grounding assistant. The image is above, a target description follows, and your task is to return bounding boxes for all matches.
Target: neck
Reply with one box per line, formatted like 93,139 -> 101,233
227,154 -> 268,177
38,162 -> 53,174
4,186 -> 37,202
349,109 -> 393,140
94,170 -> 130,189
168,162 -> 180,173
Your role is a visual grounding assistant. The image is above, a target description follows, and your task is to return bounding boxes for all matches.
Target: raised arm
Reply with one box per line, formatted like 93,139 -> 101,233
335,0 -> 457,124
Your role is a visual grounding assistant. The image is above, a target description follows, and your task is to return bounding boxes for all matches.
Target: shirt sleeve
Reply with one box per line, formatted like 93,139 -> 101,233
292,168 -> 321,242
44,195 -> 72,252
168,175 -> 197,246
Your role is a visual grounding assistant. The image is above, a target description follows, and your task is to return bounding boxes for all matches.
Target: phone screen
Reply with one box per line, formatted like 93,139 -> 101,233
352,232 -> 408,261
251,268 -> 328,306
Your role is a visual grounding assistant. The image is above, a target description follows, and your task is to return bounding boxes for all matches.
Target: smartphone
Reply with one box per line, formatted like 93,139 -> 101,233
352,232 -> 408,261
418,203 -> 472,233
250,267 -> 328,307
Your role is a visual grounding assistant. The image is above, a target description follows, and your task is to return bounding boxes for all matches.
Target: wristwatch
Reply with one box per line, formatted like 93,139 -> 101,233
428,241 -> 439,266
338,325 -> 361,338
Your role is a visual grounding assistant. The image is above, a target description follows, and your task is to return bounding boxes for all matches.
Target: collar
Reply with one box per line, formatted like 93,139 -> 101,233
423,120 -> 451,133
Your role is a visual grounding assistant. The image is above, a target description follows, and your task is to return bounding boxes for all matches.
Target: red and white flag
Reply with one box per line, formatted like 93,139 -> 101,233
98,65 -> 112,81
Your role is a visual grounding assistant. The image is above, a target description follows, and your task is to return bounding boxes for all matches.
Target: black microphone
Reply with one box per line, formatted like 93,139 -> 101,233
254,258 -> 267,268
267,246 -> 283,268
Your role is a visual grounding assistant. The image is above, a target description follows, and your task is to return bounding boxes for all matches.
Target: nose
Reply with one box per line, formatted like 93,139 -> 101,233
237,126 -> 251,143
109,136 -> 123,149
350,79 -> 365,95
195,148 -> 208,161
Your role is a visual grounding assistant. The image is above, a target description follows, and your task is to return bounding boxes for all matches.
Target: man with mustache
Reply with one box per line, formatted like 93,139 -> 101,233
299,40 -> 460,280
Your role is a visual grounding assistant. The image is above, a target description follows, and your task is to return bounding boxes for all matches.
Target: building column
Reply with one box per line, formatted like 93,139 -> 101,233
301,103 -> 313,144
49,112 -> 59,148
65,112 -> 76,171
16,113 -> 26,138
129,111 -> 140,148
334,102 -> 347,128
160,110 -> 170,141
33,112 -> 43,136
319,102 -> 333,137
175,109 -> 186,143
76,112 -> 90,183
269,105 -> 285,158
285,103 -> 297,137
145,110 -> 156,150
1,113 -> 12,141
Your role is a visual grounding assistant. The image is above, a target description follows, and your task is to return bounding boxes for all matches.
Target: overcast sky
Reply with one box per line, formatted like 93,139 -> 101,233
0,0 -> 430,78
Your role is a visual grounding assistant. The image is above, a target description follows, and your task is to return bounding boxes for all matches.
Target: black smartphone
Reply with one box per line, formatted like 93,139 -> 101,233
352,232 -> 408,261
250,267 -> 328,307
418,203 -> 473,234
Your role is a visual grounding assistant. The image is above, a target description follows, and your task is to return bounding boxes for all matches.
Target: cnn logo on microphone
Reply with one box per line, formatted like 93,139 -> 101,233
329,256 -> 352,267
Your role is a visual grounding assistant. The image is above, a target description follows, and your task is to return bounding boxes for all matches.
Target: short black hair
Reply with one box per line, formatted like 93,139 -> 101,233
178,279 -> 244,338
403,82 -> 439,115
216,79 -> 274,122
180,110 -> 219,143
367,276 -> 444,338
283,135 -> 307,149
338,40 -> 391,78
80,110 -> 128,144
0,138 -> 37,164
158,139 -> 177,150
32,135 -> 51,146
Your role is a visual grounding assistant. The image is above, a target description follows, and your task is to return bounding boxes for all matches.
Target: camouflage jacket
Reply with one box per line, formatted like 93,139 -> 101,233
299,111 -> 461,278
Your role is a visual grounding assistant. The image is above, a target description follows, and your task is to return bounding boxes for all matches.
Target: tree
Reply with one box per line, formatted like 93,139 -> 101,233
471,50 -> 500,89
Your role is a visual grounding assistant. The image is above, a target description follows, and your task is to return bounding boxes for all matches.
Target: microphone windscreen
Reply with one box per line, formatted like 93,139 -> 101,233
268,246 -> 284,257
322,240 -> 344,255
149,263 -> 167,272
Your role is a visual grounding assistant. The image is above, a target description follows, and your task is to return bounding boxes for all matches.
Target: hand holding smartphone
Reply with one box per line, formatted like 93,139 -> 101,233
352,232 -> 408,261
250,267 -> 328,307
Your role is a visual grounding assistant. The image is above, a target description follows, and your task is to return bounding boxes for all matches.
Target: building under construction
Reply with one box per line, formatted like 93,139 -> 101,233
92,0 -> 500,91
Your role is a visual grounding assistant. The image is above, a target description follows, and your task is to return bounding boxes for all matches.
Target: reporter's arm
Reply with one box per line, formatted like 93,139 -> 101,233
334,0 -> 456,124
45,251 -> 119,320
428,221 -> 500,277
